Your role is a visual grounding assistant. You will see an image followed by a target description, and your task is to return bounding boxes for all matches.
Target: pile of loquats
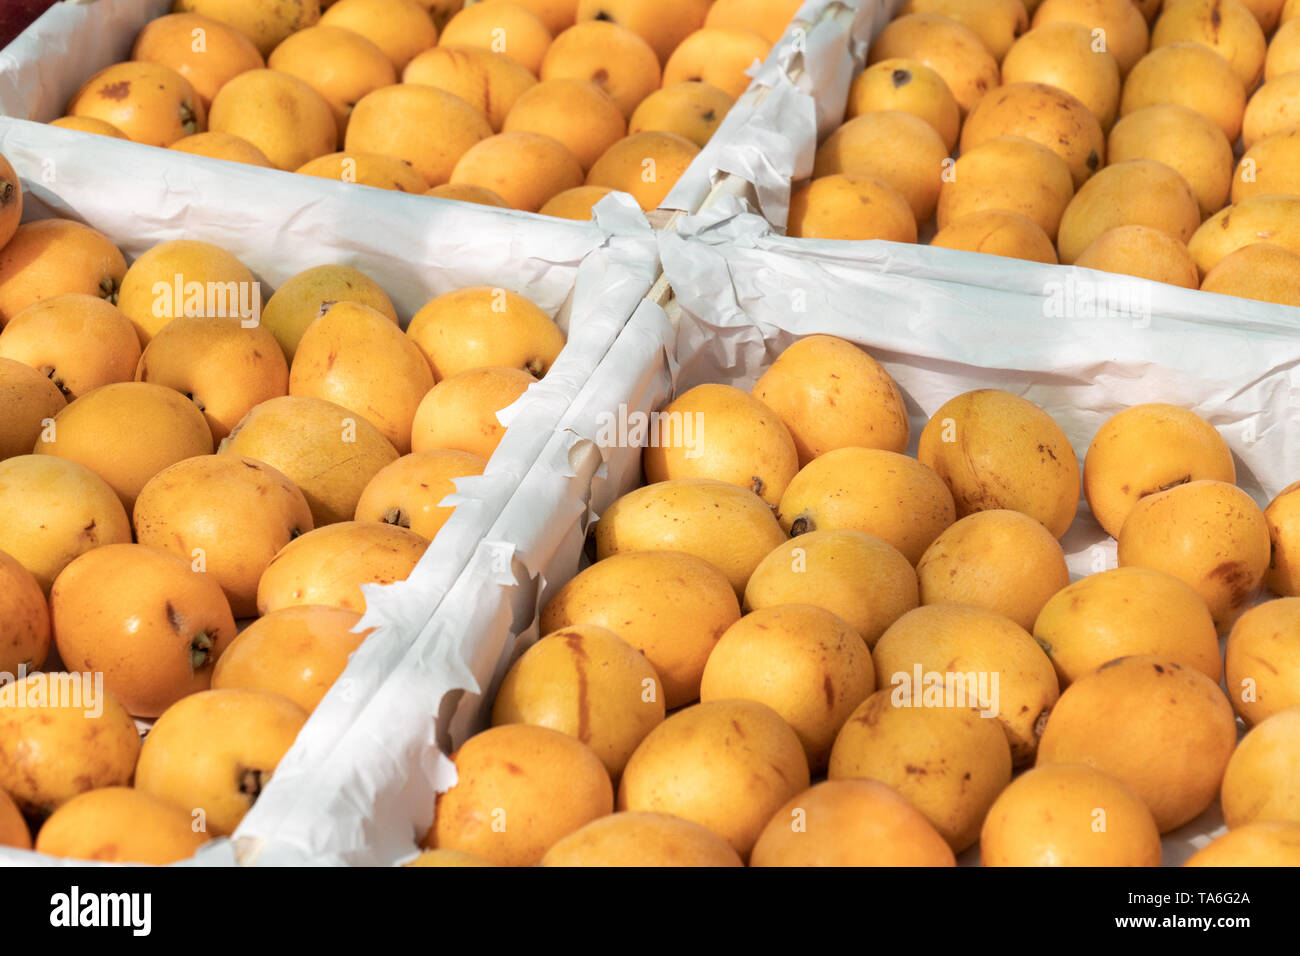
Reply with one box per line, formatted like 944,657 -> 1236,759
50,0 -> 807,217
790,0 -> 1300,307
0,154 -> 570,862
415,334 -> 1300,867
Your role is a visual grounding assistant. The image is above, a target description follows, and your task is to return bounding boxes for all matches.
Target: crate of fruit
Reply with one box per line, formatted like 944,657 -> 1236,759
0,124 -> 660,865
0,0 -> 859,225
324,198 -> 1300,868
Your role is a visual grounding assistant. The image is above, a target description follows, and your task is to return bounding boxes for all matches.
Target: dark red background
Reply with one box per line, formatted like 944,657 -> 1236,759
0,1 -> 56,50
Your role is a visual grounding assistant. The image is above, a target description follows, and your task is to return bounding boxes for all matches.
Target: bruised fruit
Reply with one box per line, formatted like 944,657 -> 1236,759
846,59 -> 960,152
211,604 -> 370,713
595,479 -> 787,596
937,136 -> 1075,242
661,27 -> 772,99
133,454 -> 314,618
1185,822 -> 1300,866
932,210 -> 1058,263
628,81 -> 734,149
828,689 -> 1013,853
405,46 -> 539,133
701,604 -> 875,771
0,672 -> 140,815
786,175 -> 917,242
619,699 -> 809,859
289,300 -> 434,453
542,550 -> 741,709
1189,195 -> 1300,275
960,82 -> 1104,188
540,21 -> 661,118
873,603 -> 1060,764
208,69 -> 336,171
34,381 -> 214,514
1036,655 -> 1237,831
0,358 -> 65,460
778,448 -> 955,565
1000,23 -> 1121,130
354,449 -> 487,540
115,238 -> 257,346
406,286 -> 564,379
345,82 -> 496,188
409,367 -> 535,460
170,131 -> 275,166
1201,243 -> 1300,307
1243,73 -> 1300,149
318,0 -> 437,70
50,543 -> 237,717
1033,566 -> 1221,687
1055,159 -> 1200,265
1083,402 -> 1234,539
1220,705 -> 1300,827
174,0 -> 322,58
440,2 -> 553,75
0,550 -> 50,675
867,13 -> 1000,115
0,455 -> 132,594
752,335 -> 910,465
450,131 -> 585,212
1225,598 -> 1300,726
577,0 -> 710,65
642,384 -> 798,507
901,0 -> 1029,62
917,509 -> 1069,631
429,724 -> 614,866
256,520 -> 427,615
750,779 -> 956,867
1107,105 -> 1233,219
0,152 -> 19,249
134,688 -> 308,836
1072,224 -> 1199,287
1265,481 -> 1300,597
136,316 -> 289,443
917,388 -> 1080,539
585,131 -> 700,211
35,787 -> 211,864
296,151 -> 430,191
541,812 -> 743,867
67,62 -> 205,146
744,530 -> 919,648
504,78 -> 626,171
260,263 -> 397,363
1119,42 -> 1246,142
492,623 -> 665,777
812,111 -> 948,225
345,85 -> 493,186
1232,129 -> 1300,205
980,763 -> 1162,866
0,220 -> 126,328
1117,479 -> 1269,632
1151,0 -> 1266,90
267,26 -> 398,144
132,12 -> 264,108
221,394 -> 399,527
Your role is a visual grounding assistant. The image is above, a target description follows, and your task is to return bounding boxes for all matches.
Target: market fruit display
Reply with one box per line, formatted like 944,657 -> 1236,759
790,0 -> 1300,309
40,0 -> 760,217
426,330 -> 1299,867
0,151 -> 573,859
